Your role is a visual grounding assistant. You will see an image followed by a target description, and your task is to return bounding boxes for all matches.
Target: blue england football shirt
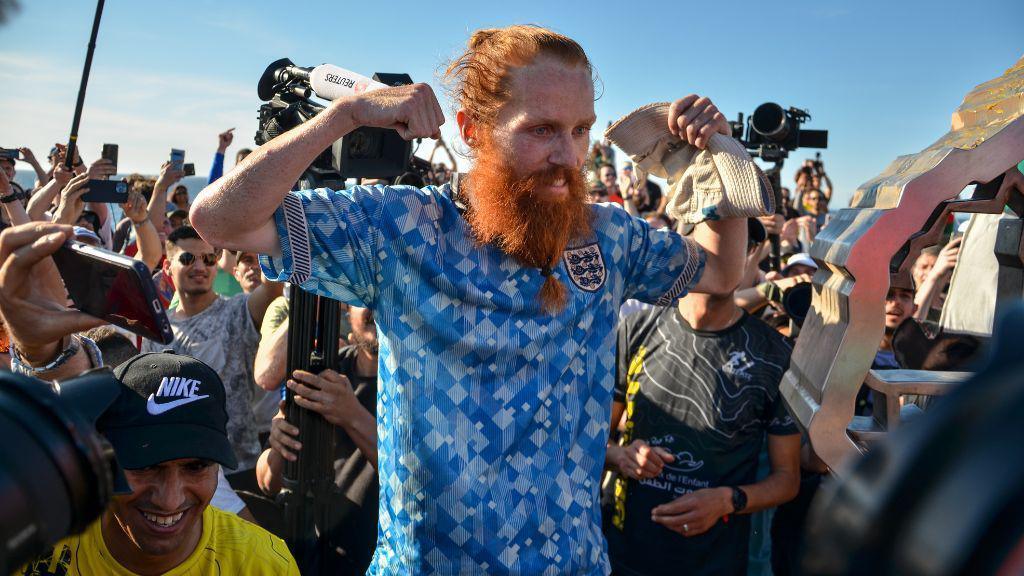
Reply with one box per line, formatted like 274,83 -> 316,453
260,183 -> 705,575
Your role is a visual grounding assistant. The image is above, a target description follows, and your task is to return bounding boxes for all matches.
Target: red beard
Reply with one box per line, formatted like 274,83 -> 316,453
464,135 -> 592,312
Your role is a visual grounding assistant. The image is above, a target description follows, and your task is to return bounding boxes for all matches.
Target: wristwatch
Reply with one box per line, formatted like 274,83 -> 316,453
0,190 -> 27,204
730,486 -> 748,513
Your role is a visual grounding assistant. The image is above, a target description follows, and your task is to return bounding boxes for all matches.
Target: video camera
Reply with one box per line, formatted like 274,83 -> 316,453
0,368 -> 123,573
255,58 -> 416,190
730,102 -> 828,163
729,102 -> 829,270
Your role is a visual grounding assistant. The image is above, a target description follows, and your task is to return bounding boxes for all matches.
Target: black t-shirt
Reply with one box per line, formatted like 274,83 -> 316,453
326,345 -> 379,575
607,306 -> 798,576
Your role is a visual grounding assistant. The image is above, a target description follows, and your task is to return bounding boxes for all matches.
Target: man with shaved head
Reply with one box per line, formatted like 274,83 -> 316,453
192,25 -> 750,575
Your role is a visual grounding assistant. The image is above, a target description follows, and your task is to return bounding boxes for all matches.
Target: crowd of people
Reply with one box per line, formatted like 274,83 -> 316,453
0,24 -> 974,576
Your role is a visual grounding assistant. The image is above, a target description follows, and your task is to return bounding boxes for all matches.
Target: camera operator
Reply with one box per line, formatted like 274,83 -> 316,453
794,158 -> 832,208
255,305 -> 380,575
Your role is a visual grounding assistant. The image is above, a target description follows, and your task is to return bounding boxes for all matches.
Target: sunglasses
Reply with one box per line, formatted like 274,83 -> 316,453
177,251 -> 219,267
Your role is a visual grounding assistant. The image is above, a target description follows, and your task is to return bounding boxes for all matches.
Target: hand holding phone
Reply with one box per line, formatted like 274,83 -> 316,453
0,224 -> 107,360
54,173 -> 90,225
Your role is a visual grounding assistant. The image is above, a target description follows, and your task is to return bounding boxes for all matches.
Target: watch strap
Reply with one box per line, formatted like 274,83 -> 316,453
731,486 -> 748,513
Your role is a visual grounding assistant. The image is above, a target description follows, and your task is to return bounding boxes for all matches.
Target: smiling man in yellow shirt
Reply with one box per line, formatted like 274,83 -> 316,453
17,352 -> 299,576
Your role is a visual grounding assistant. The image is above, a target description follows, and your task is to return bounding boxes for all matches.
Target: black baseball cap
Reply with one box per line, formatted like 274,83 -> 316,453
97,352 -> 237,492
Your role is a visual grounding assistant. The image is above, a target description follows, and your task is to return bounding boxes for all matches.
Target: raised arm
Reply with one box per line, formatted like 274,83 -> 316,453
1,168 -> 32,227
819,169 -> 833,201
19,148 -> 49,187
208,128 -> 234,184
189,83 -> 445,255
27,164 -> 73,220
690,219 -> 748,295
120,191 -> 162,270
914,238 -> 961,321
150,162 -> 184,227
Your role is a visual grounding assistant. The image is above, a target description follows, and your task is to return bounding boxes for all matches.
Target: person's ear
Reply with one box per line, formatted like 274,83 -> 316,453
456,110 -> 476,147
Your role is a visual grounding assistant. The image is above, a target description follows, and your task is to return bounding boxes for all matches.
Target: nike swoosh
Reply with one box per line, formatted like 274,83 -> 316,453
146,394 -> 210,415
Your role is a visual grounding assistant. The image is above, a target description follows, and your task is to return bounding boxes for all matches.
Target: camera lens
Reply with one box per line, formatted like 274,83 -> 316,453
782,282 -> 813,326
751,102 -> 790,142
0,370 -> 117,572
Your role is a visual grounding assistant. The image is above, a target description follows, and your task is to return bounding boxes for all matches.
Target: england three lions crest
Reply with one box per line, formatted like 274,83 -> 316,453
563,243 -> 606,292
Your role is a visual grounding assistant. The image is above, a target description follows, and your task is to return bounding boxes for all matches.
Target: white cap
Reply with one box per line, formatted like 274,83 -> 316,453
783,252 -> 818,273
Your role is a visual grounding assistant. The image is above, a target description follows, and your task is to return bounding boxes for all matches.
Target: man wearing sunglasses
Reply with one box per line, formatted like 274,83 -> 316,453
141,226 -> 283,492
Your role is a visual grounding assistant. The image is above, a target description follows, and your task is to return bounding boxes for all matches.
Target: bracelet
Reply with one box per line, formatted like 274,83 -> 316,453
10,335 -> 103,379
0,190 -> 27,204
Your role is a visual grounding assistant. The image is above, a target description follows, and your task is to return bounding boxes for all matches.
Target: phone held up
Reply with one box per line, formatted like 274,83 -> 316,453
169,148 -> 185,171
81,143 -> 128,203
51,240 -> 174,344
81,180 -> 129,204
101,143 -> 118,172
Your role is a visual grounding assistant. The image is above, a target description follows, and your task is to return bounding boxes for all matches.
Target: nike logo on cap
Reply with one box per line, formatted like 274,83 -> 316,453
146,376 -> 210,416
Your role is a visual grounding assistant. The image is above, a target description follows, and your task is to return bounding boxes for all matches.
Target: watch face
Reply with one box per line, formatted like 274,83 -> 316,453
733,487 -> 748,511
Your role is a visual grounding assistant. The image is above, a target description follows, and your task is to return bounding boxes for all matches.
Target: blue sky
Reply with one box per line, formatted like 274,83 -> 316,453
2,0 -> 1021,205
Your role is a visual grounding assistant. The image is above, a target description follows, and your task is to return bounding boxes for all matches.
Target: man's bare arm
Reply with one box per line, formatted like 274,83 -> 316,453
691,218 -> 748,295
246,278 -> 284,332
190,83 -> 445,256
663,96 -> 750,296
255,319 -> 289,391
735,432 -> 801,514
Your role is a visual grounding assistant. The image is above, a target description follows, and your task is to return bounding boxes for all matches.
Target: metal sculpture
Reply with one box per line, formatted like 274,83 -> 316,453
781,56 -> 1024,473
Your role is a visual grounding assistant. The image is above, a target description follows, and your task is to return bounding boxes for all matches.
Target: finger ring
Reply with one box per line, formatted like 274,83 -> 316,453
683,523 -> 689,532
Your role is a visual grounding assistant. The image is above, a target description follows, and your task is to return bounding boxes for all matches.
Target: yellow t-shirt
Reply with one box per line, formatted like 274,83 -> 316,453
18,505 -> 299,575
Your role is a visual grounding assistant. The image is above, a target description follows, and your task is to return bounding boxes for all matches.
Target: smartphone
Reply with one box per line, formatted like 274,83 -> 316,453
81,180 -> 129,204
101,143 -> 118,172
0,148 -> 20,160
183,162 -> 195,176
51,241 -> 174,344
169,149 -> 185,171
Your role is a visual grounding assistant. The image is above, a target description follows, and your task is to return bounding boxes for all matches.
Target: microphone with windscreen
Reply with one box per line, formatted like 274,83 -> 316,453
256,58 -> 415,182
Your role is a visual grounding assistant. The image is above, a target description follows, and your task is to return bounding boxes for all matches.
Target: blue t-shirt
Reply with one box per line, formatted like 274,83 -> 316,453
260,184 -> 705,575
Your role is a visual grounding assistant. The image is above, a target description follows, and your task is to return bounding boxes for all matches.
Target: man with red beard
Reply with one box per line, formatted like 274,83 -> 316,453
191,25 -> 750,575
